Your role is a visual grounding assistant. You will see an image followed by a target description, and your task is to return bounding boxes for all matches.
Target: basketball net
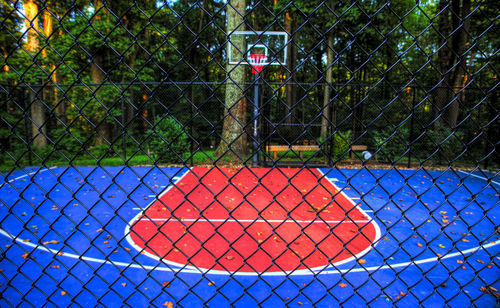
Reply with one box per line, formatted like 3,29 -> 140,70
248,54 -> 268,74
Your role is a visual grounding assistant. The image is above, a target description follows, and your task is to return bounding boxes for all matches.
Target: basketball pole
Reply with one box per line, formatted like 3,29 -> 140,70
252,72 -> 260,167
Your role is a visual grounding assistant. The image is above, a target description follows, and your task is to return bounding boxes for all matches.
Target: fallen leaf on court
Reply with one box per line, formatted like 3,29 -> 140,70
22,252 -> 29,259
50,265 -> 60,269
226,255 -> 234,260
61,291 -> 66,296
477,259 -> 484,263
97,228 -> 104,232
439,244 -> 445,248
417,243 -> 423,247
480,286 -> 500,298
457,260 -> 463,264
162,281 -> 171,287
121,283 -> 126,287
162,302 -> 173,307
358,259 -> 366,264
124,247 -> 130,252
23,239 -> 30,242
43,240 -> 59,245
257,231 -> 263,236
339,283 -> 347,287
208,281 -> 215,286
298,302 -> 303,305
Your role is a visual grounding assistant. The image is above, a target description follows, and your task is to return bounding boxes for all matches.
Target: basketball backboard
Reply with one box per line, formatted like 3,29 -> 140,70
228,31 -> 288,66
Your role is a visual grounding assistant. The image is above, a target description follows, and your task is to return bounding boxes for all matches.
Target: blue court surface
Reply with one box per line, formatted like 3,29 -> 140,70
0,166 -> 498,307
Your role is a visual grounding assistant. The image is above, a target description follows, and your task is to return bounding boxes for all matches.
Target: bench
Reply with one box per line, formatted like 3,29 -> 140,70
350,145 -> 368,159
266,145 -> 320,159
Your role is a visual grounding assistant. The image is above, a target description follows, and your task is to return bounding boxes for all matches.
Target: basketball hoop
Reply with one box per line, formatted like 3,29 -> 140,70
248,54 -> 268,74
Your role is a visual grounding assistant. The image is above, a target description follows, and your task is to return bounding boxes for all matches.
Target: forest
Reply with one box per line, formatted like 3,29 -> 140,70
0,0 -> 498,168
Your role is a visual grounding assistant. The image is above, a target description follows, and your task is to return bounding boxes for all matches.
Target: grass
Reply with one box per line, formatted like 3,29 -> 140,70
0,148 -> 494,173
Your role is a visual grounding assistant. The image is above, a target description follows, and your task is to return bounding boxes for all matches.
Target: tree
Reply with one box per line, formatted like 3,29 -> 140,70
23,0 -> 48,148
320,31 -> 334,141
214,0 -> 248,161
434,0 -> 471,128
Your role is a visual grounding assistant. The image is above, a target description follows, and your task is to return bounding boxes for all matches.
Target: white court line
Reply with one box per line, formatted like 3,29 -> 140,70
0,167 -> 57,189
1,166 -> 498,276
1,227 -> 498,276
138,218 -> 371,224
321,240 -> 500,274
457,170 -> 500,186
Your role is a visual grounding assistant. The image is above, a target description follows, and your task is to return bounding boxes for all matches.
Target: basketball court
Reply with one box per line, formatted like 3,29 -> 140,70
1,166 -> 498,306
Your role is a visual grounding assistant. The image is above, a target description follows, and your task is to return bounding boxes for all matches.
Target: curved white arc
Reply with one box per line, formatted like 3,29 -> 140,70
316,168 -> 382,271
124,168 -> 193,271
0,167 -> 57,188
125,167 -> 382,275
2,228 -> 498,276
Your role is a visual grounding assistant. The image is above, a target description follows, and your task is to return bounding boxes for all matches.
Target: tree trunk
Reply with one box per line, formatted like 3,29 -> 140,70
91,0 -> 110,145
214,0 -> 248,161
321,32 -> 334,142
42,7 -> 66,126
24,0 -> 47,148
434,0 -> 470,128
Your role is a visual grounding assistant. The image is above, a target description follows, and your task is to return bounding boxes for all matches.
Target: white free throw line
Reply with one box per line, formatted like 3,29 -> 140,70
138,218 -> 371,224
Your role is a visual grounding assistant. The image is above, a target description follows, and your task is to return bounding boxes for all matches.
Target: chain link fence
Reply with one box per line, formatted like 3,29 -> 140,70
1,0 -> 499,306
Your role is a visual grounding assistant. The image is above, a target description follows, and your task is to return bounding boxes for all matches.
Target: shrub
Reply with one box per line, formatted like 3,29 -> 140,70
373,126 -> 409,162
90,143 -> 115,159
413,124 -> 464,162
333,130 -> 352,160
147,116 -> 189,163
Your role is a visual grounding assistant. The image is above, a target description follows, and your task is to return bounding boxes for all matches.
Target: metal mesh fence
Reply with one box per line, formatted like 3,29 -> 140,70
0,0 -> 499,306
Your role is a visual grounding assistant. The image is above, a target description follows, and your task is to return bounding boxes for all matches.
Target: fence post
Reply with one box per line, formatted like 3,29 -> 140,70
408,86 -> 416,168
190,84 -> 194,167
121,99 -> 126,159
483,89 -> 497,169
23,87 -> 33,166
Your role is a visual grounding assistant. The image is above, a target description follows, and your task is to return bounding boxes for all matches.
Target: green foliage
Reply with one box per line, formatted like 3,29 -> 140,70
147,116 -> 189,163
373,125 -> 464,162
50,127 -> 84,157
414,125 -> 464,162
333,131 -> 352,160
374,127 -> 409,162
89,143 -> 115,159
